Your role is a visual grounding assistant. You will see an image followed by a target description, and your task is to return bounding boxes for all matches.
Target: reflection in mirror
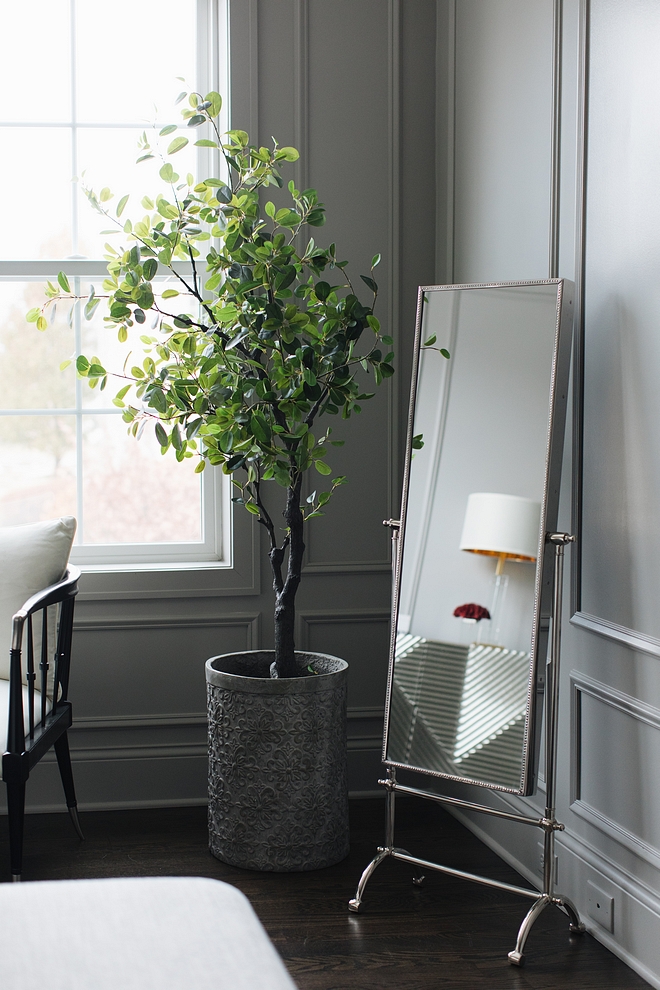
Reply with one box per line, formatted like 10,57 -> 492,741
385,281 -> 573,793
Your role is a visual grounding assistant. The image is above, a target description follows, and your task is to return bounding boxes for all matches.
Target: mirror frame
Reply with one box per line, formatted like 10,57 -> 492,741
383,278 -> 575,796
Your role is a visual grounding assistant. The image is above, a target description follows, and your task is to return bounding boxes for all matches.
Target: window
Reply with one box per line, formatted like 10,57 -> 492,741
0,0 -> 230,568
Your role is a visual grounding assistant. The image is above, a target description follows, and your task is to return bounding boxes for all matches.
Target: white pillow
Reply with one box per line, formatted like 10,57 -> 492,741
0,517 -> 76,682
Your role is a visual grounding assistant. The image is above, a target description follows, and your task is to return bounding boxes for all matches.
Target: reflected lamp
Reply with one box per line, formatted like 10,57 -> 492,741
459,493 -> 541,645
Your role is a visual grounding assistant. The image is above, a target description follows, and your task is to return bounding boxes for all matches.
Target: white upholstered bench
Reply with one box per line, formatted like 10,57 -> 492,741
0,876 -> 298,989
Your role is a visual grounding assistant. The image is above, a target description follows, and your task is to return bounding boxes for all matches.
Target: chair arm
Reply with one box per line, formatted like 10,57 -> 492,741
11,566 -> 81,652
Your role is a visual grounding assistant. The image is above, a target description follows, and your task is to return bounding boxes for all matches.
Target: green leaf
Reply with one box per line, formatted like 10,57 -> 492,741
168,136 -> 189,155
278,146 -> 299,161
265,201 -> 276,219
195,460 -> 206,473
36,316 -> 47,331
84,296 -> 100,320
187,114 -> 206,127
194,139 -> 219,148
440,348 -> 451,359
161,288 -> 179,299
159,124 -> 178,136
99,187 -> 113,202
360,274 -> 378,293
116,194 -> 129,217
371,253 -> 381,268
423,334 -> 437,347
314,460 -> 332,476
155,422 -> 168,447
143,258 -> 158,280
26,307 -> 40,323
57,271 -> 71,293
205,91 -> 222,116
159,162 -> 175,182
250,412 -> 272,445
412,434 -> 424,450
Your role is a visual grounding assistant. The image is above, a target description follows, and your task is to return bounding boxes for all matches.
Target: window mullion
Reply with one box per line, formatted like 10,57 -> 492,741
74,275 -> 84,543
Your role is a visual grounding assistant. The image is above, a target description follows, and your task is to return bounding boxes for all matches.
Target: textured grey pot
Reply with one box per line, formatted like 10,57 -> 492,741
206,650 -> 350,872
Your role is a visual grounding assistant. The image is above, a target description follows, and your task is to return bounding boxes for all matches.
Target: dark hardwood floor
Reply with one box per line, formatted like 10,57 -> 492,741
1,797 -> 649,989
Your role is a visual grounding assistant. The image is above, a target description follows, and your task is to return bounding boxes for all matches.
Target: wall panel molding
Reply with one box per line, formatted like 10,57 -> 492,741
293,0 -> 309,194
296,607 -> 392,650
571,610 -> 660,661
73,613 -> 261,644
436,0 -> 455,285
387,0 -> 401,525
570,672 -> 660,871
302,561 -> 392,575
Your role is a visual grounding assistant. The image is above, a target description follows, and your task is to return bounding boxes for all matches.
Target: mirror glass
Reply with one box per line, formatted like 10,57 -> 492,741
385,280 -> 573,794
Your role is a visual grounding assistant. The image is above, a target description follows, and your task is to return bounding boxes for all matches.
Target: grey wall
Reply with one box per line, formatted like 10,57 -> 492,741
4,0 -> 438,814
13,5 -> 659,985
435,2 -> 660,986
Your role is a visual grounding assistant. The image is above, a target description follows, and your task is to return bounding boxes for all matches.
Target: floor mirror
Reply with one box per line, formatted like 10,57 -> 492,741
349,279 -> 583,966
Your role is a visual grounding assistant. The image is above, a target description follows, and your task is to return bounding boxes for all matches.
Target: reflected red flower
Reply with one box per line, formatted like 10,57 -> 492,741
453,603 -> 490,621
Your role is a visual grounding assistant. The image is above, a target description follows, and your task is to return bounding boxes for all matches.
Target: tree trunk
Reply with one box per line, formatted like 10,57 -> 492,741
272,478 -> 305,678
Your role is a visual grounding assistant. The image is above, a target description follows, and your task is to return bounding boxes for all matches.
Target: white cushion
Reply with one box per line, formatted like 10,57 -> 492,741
0,876 -> 299,990
0,516 -> 76,682
0,678 -> 51,750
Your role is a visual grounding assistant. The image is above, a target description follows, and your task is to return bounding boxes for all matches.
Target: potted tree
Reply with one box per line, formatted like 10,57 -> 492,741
32,91 -> 394,871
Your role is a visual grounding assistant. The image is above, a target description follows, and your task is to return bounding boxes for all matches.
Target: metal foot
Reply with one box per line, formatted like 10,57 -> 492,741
557,894 -> 586,933
348,848 -> 391,912
508,895 -> 550,966
68,805 -> 85,841
11,874 -> 21,883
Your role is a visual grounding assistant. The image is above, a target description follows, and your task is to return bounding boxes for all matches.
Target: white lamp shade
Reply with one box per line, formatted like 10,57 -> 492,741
459,492 -> 541,561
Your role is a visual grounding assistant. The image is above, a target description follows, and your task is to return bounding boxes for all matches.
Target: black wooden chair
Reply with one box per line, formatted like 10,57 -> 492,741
2,565 -> 83,880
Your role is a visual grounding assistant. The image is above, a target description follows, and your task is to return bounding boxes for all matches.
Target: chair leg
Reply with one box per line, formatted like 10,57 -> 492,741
7,780 -> 26,881
54,733 -> 84,841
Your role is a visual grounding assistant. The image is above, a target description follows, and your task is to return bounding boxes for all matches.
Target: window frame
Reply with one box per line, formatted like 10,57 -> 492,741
0,0 -> 235,574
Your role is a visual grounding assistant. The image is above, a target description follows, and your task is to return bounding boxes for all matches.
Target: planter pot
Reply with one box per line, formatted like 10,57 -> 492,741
206,650 -> 350,872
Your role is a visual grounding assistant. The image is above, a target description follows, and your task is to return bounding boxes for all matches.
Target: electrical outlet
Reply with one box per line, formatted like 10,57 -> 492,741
537,842 -> 558,884
587,881 -> 614,932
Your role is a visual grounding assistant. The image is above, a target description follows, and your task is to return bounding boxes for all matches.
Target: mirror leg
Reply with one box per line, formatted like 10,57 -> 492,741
508,895 -> 550,966
348,848 -> 392,912
557,894 -> 586,934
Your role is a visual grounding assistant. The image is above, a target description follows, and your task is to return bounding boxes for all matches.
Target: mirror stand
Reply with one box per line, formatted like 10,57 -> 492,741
348,532 -> 585,967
